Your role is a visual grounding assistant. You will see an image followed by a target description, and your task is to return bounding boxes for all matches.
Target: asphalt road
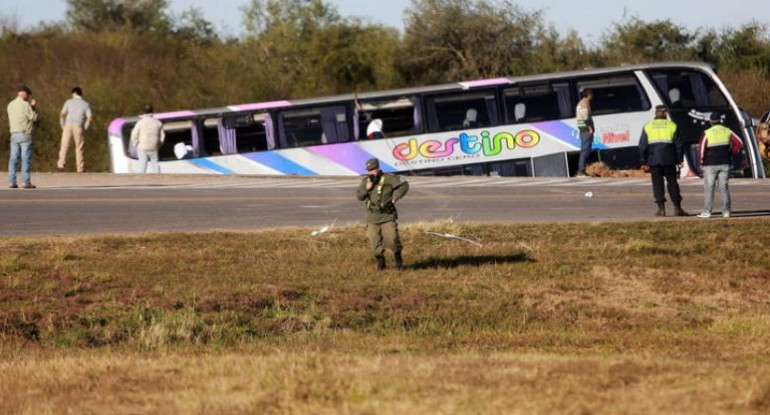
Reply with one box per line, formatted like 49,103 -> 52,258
1,174 -> 770,237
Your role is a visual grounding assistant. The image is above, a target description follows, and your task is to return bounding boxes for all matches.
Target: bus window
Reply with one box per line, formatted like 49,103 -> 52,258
357,96 -> 421,139
575,75 -> 651,116
217,113 -> 272,154
202,118 -> 221,156
649,69 -> 729,109
159,121 -> 194,161
425,90 -> 499,132
505,82 -> 573,123
278,106 -> 351,148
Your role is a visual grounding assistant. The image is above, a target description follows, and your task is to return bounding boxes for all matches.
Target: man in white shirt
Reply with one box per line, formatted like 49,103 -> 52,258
58,87 -> 93,173
130,105 -> 165,174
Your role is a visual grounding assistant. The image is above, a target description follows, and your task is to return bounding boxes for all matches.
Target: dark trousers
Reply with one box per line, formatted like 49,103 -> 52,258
649,166 -> 681,203
578,130 -> 593,173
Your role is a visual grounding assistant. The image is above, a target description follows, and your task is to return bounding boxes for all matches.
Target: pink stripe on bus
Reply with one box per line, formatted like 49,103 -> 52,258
235,101 -> 293,111
155,110 -> 197,120
108,119 -> 126,136
459,78 -> 511,88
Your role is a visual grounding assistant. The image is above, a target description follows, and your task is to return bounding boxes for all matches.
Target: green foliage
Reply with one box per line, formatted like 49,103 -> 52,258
399,0 -> 548,84
0,0 -> 768,172
601,18 -> 696,63
241,0 -> 401,97
66,0 -> 172,33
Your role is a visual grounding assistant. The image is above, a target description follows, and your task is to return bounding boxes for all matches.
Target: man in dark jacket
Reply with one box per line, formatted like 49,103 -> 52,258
639,105 -> 688,217
696,112 -> 743,218
356,158 -> 410,270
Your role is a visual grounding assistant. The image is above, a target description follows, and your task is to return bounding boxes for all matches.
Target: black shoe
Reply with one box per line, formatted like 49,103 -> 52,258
655,202 -> 666,217
22,183 -> 36,189
673,202 -> 689,217
376,256 -> 386,271
394,252 -> 404,270
9,184 -> 18,189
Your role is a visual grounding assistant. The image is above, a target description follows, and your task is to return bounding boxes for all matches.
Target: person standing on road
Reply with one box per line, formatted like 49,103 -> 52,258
576,89 -> 595,177
639,105 -> 688,217
7,85 -> 38,189
696,112 -> 743,218
130,105 -> 165,174
57,87 -> 93,173
356,158 -> 410,270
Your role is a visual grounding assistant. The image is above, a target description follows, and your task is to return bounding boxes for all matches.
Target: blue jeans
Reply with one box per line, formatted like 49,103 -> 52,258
702,164 -> 731,214
137,149 -> 160,174
8,133 -> 33,186
578,130 -> 593,174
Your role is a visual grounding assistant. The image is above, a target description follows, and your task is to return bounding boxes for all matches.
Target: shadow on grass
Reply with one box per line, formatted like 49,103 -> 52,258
408,252 -> 534,270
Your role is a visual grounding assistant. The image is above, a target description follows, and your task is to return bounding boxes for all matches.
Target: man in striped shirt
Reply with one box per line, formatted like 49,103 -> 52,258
575,89 -> 594,177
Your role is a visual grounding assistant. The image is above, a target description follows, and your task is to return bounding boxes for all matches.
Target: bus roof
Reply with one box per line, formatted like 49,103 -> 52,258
109,61 -> 714,133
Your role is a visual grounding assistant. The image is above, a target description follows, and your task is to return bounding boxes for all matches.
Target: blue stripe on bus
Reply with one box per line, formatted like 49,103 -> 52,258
243,152 -> 319,176
189,158 -> 236,175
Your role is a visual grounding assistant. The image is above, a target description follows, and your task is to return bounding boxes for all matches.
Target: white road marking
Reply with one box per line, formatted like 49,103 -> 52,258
8,176 -> 764,192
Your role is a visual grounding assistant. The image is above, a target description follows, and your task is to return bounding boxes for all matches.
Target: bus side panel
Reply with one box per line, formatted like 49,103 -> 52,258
108,135 -> 132,174
353,124 -> 581,175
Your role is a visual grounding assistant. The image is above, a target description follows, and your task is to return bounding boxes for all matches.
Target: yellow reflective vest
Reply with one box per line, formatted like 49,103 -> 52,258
639,118 -> 681,167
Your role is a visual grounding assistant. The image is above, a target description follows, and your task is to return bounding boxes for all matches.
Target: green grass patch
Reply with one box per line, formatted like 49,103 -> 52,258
4,220 -> 770,413
0,220 -> 768,357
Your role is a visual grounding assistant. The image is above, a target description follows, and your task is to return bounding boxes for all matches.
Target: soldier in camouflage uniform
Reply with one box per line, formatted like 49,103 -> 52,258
356,158 -> 410,270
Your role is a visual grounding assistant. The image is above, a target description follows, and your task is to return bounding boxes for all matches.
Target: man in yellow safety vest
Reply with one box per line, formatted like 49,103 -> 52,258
639,105 -> 688,217
696,112 -> 743,218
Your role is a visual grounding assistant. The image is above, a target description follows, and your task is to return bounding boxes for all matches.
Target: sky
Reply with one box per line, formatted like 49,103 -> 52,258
3,0 -> 767,42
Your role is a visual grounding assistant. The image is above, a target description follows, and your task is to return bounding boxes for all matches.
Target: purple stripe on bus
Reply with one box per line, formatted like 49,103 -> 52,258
459,78 -> 511,88
108,119 -> 126,136
155,111 -> 197,120
235,101 -> 293,112
533,120 -> 608,150
309,142 -> 396,174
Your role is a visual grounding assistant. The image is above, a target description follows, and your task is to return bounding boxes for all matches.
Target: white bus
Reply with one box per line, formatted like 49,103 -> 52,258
107,62 -> 765,178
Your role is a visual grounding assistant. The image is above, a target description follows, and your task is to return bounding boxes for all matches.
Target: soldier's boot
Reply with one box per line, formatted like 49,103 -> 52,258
655,202 -> 666,217
375,256 -> 386,271
673,201 -> 689,217
394,252 -> 404,270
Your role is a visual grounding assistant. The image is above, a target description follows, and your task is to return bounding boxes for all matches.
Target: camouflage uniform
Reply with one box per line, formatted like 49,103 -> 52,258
356,159 -> 409,269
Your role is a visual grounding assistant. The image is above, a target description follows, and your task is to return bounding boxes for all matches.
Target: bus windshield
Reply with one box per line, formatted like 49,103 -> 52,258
648,69 -> 730,109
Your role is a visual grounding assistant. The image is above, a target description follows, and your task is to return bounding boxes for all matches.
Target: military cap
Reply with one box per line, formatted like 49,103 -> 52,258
710,112 -> 722,122
655,105 -> 667,112
366,158 -> 380,170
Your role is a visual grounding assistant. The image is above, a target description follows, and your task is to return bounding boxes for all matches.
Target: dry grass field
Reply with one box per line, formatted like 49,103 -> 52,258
2,220 -> 770,414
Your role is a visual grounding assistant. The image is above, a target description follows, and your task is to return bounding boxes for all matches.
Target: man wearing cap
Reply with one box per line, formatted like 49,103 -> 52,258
7,85 -> 38,189
356,158 -> 410,270
57,86 -> 93,173
696,112 -> 743,218
639,105 -> 688,217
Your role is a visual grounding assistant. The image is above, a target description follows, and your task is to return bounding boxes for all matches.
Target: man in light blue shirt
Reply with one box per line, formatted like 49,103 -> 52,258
57,87 -> 93,173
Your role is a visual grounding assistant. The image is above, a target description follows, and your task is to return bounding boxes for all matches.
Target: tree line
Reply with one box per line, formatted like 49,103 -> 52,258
0,0 -> 769,172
